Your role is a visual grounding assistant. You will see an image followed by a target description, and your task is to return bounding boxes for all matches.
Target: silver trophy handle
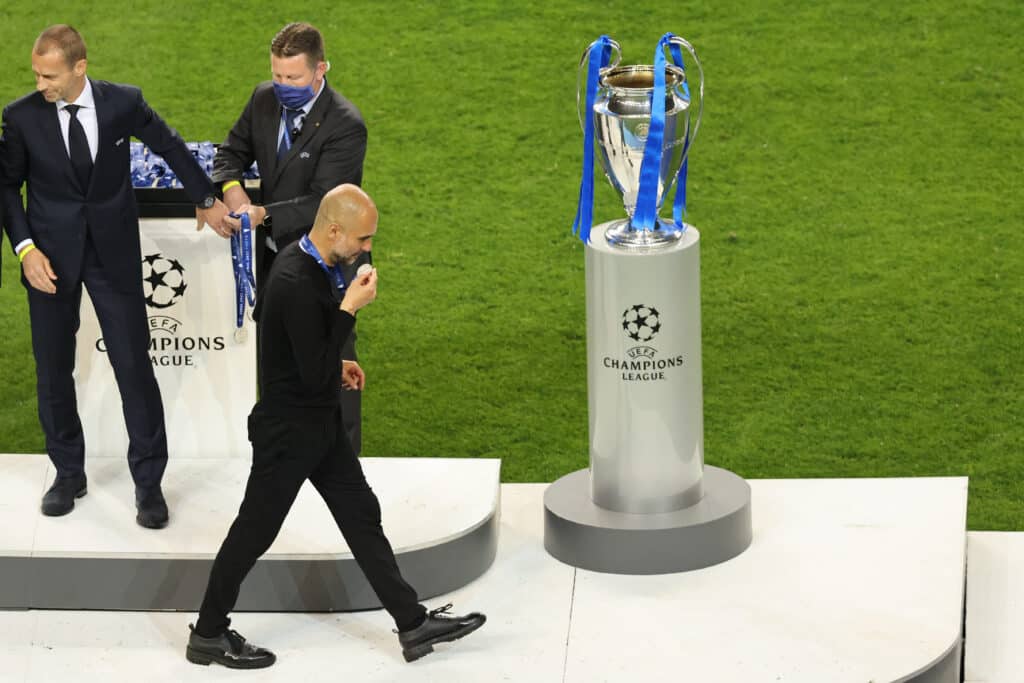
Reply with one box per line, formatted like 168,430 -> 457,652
576,38 -> 622,132
667,36 -> 705,154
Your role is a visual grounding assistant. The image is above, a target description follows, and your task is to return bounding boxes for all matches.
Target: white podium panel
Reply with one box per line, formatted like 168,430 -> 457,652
75,218 -> 255,458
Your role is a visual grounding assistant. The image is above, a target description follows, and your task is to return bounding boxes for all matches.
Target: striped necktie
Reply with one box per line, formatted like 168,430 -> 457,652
277,108 -> 302,160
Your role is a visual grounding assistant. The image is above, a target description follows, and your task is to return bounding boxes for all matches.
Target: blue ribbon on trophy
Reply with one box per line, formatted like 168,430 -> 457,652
230,212 -> 256,343
572,34 -> 616,244
572,33 -> 704,247
634,33 -> 691,232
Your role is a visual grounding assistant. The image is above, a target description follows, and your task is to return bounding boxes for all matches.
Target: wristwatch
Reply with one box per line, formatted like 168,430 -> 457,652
197,194 -> 216,210
262,212 -> 273,231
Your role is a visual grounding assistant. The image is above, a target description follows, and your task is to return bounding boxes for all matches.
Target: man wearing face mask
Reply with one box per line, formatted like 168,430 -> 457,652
213,21 -> 369,453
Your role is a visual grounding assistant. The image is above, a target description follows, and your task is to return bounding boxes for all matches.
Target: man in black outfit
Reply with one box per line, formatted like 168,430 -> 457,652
186,184 -> 485,668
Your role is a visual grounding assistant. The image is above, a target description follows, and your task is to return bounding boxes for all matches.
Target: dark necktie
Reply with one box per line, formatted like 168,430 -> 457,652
277,108 -> 302,160
64,104 -> 93,192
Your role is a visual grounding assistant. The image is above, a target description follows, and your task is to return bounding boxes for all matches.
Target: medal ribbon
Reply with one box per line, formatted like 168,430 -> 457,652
230,211 -> 256,334
299,234 -> 347,292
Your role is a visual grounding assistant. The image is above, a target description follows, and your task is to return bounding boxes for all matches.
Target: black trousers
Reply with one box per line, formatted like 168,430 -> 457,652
195,405 -> 425,636
27,234 -> 167,489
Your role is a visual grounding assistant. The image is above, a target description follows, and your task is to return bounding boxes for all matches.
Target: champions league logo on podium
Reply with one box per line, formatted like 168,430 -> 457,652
142,253 -> 188,309
544,33 -> 753,574
94,251 -> 229,367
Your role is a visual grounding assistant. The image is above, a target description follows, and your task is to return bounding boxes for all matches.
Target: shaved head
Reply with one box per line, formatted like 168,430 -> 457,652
310,184 -> 378,266
311,184 -> 377,236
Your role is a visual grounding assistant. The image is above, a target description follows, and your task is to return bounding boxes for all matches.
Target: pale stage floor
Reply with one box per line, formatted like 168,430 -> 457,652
0,455 -> 984,682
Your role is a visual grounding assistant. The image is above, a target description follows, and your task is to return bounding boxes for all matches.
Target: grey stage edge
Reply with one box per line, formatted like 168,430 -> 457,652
544,466 -> 752,574
899,636 -> 962,683
7,501 -> 499,611
0,556 -> 30,609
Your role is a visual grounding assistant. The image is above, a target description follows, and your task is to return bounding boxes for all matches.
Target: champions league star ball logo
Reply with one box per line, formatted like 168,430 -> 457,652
604,304 -> 681,380
622,304 -> 661,343
142,253 -> 187,309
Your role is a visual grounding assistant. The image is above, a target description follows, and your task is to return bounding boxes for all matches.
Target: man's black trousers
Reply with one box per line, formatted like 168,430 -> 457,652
195,405 -> 426,636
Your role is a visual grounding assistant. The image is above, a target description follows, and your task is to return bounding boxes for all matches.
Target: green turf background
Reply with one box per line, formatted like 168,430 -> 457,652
0,2 -> 1020,528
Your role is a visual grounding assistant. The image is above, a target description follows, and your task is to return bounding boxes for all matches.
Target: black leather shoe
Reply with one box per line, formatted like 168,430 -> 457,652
135,486 -> 169,529
397,603 -> 486,662
41,474 -> 87,516
186,624 -> 276,669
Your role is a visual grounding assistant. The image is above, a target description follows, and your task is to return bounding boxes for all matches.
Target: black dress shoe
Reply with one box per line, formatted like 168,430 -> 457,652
41,474 -> 87,517
186,624 -> 276,669
135,486 -> 169,529
397,603 -> 486,662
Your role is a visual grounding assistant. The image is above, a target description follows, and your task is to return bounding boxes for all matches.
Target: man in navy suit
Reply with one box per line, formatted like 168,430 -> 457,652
0,25 -> 232,527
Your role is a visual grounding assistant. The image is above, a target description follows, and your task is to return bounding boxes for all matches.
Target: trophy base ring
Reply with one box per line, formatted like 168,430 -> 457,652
603,218 -> 689,249
543,466 -> 752,575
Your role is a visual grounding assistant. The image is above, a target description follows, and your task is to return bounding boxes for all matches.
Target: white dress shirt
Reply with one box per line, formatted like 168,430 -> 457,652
57,78 -> 99,161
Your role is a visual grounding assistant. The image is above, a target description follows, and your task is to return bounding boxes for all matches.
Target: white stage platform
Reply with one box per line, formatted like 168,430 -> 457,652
964,530 -> 1024,683
0,454 -> 500,611
0,467 -> 969,682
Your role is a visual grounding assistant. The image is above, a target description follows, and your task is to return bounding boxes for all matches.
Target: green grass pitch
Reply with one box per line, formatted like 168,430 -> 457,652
0,1 -> 1020,528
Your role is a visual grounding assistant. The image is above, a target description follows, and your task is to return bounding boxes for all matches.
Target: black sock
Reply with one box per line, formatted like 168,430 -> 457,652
193,622 -> 225,639
398,612 -> 427,632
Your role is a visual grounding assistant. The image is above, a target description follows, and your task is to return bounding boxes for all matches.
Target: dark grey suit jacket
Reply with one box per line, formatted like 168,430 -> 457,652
211,80 -> 367,284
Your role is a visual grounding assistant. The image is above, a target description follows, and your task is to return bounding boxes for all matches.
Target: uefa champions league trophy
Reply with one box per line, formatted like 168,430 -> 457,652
543,33 -> 753,574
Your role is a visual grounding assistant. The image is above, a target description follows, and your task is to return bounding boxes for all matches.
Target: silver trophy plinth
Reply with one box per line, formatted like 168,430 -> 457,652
545,34 -> 752,574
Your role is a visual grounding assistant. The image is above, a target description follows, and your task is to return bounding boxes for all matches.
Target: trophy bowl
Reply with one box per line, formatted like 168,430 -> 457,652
595,64 -> 692,247
576,35 -> 704,249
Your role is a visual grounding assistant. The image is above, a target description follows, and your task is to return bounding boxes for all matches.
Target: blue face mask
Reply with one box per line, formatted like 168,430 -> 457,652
272,81 -> 316,110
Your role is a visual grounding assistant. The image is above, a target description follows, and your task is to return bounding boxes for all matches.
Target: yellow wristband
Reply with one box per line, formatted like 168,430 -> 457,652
222,180 -> 242,193
18,244 -> 37,263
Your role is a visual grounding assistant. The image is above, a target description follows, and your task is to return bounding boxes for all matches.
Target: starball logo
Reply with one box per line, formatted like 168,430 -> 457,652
95,252 -> 227,367
622,304 -> 661,342
142,253 -> 187,309
602,303 -> 684,382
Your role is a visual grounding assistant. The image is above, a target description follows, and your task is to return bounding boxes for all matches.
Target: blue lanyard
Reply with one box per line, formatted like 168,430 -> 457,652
299,234 -> 347,292
230,212 -> 256,333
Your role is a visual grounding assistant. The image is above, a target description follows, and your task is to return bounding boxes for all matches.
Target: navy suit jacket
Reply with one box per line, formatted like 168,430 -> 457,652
0,79 -> 215,293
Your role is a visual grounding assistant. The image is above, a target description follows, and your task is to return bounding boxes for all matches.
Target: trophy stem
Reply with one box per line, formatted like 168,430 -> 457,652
604,218 -> 687,249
